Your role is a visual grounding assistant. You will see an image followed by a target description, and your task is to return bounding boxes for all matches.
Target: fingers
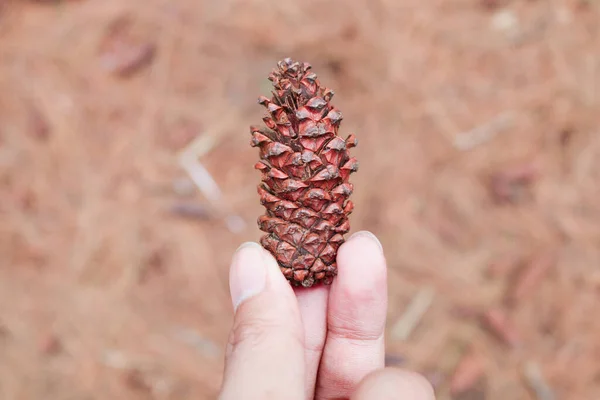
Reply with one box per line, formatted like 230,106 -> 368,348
219,242 -> 305,400
316,231 -> 388,399
351,368 -> 436,400
294,285 -> 329,400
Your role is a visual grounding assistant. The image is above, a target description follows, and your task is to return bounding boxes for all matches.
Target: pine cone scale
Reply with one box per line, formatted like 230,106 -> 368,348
251,58 -> 358,288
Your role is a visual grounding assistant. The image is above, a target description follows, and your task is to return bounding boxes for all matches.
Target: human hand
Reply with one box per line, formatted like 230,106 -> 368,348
218,231 -> 435,400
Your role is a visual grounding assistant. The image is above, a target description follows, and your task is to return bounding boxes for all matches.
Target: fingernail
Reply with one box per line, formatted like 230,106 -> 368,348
229,242 -> 267,311
347,231 -> 384,254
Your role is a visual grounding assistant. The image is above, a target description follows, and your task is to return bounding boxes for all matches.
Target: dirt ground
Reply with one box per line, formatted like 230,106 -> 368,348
1,0 -> 599,399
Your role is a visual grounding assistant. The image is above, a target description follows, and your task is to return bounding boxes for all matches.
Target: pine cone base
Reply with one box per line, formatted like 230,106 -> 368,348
251,58 -> 358,288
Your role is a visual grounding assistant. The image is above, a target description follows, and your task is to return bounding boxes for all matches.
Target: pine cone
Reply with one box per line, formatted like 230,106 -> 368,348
250,58 -> 358,288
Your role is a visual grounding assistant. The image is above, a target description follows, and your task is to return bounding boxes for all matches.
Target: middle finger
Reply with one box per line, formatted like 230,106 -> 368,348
295,285 -> 329,400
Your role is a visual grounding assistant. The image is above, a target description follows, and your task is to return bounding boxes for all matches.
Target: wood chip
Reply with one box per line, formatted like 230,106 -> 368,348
481,308 -> 521,347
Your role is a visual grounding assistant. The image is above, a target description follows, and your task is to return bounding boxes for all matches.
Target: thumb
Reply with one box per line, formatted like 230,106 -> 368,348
219,242 -> 305,400
351,368 -> 435,400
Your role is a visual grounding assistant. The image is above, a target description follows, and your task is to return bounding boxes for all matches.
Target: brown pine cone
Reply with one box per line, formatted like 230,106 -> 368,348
250,58 -> 358,288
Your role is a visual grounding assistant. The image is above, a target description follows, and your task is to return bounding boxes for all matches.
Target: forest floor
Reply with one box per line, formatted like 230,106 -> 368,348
1,0 -> 599,399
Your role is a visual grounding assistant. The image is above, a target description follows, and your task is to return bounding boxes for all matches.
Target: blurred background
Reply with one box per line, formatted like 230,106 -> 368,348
1,0 -> 599,399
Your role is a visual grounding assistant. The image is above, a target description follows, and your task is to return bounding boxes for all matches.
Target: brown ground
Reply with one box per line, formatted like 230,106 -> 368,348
1,0 -> 599,399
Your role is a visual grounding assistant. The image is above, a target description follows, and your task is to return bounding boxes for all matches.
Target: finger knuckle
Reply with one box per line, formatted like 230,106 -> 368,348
229,315 -> 303,349
328,313 -> 385,342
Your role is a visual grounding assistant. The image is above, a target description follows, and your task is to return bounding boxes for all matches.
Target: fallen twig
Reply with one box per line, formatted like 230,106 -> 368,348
171,328 -> 220,359
481,308 -> 521,347
178,154 -> 222,204
523,361 -> 556,400
454,112 -> 515,151
168,202 -> 212,221
450,348 -> 485,395
507,251 -> 555,304
171,177 -> 197,197
178,133 -> 247,233
177,133 -> 221,164
391,287 -> 435,341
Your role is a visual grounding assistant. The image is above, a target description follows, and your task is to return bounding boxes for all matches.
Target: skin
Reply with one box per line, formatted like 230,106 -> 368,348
218,231 -> 436,400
